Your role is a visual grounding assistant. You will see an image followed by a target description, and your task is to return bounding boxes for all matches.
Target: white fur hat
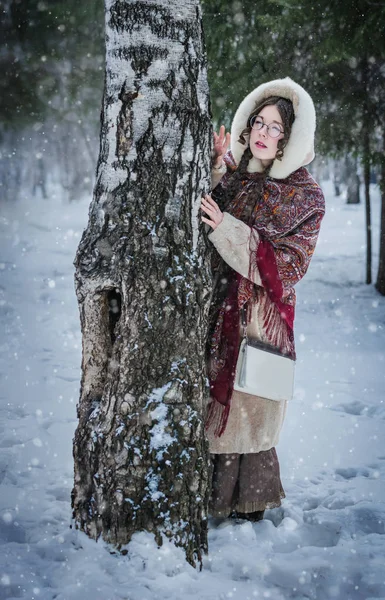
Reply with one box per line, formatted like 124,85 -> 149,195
230,77 -> 316,179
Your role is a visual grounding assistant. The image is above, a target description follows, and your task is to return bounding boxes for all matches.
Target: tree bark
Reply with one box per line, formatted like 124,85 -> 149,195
345,155 -> 360,205
363,141 -> 372,285
375,129 -> 385,295
71,0 -> 213,567
361,58 -> 372,285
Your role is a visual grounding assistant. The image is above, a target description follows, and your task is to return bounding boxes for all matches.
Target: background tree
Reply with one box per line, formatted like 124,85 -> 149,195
1,0 -> 104,201
275,0 -> 385,285
71,0 -> 213,567
201,0 -> 292,128
375,135 -> 385,295
0,0 -> 104,127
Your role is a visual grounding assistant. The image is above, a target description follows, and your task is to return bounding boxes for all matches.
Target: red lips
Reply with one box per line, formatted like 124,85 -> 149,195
256,141 -> 267,148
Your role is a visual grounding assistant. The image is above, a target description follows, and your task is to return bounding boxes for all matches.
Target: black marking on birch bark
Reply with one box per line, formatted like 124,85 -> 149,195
112,45 -> 169,79
99,78 -> 110,166
116,84 -> 138,157
109,1 -> 195,41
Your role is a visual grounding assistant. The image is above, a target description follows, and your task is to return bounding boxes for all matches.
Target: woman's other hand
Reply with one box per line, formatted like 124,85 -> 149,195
201,194 -> 223,230
213,125 -> 231,168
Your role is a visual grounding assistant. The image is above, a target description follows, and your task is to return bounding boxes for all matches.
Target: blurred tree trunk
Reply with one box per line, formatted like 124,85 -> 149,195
71,0 -> 212,567
362,58 -> 372,285
363,152 -> 372,285
375,130 -> 385,295
333,160 -> 341,197
345,155 -> 360,205
32,158 -> 47,199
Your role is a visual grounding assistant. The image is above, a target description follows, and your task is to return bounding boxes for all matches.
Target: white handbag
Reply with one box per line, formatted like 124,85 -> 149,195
234,336 -> 295,401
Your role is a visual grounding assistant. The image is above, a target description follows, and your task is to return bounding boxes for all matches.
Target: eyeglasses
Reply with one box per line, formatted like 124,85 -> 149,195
250,116 -> 284,139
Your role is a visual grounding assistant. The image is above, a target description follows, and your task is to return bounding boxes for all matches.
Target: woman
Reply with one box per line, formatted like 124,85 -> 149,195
200,77 -> 325,521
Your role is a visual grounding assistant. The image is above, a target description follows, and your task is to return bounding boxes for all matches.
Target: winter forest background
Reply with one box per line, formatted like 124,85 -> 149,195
1,1 -> 385,599
2,0 -> 385,287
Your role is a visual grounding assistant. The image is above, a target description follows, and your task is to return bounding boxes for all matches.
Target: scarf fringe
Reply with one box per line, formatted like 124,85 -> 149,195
259,292 -> 294,357
206,400 -> 231,438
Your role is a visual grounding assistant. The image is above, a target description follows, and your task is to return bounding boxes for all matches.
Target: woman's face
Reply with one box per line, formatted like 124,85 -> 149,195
249,104 -> 285,167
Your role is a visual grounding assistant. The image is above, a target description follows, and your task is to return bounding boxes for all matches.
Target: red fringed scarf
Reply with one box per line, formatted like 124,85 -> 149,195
255,238 -> 294,330
206,152 -> 325,437
207,273 -> 241,434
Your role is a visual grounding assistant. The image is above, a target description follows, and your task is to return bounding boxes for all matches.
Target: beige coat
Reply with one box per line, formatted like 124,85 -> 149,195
205,213 -> 288,454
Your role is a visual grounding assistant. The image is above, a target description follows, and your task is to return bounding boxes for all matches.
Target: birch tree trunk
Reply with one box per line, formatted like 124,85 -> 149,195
375,130 -> 385,296
71,0 -> 213,567
363,144 -> 372,285
361,58 -> 372,285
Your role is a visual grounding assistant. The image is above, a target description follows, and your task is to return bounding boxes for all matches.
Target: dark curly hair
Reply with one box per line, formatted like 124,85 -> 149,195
213,96 -> 295,220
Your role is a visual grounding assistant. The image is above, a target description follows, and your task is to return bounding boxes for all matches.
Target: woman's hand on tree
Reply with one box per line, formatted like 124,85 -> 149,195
201,194 -> 223,230
213,125 -> 231,168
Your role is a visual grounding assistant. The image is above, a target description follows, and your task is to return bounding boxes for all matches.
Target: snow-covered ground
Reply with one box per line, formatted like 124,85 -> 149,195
0,179 -> 384,600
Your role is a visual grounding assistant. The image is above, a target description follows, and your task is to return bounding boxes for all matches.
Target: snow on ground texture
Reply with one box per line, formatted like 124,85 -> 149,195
0,179 -> 384,600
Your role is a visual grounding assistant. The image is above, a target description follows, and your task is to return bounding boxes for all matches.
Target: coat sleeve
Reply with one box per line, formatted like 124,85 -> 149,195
208,212 -> 263,286
210,151 -> 238,192
208,209 -> 325,297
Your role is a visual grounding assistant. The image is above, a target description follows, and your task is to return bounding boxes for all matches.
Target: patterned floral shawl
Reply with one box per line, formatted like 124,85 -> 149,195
206,152 -> 325,436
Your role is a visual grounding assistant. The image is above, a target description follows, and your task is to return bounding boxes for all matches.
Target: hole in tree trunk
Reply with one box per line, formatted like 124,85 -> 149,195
107,289 -> 121,344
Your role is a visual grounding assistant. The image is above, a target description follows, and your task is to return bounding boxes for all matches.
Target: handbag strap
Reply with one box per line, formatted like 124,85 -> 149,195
241,304 -> 294,362
240,305 -> 248,343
